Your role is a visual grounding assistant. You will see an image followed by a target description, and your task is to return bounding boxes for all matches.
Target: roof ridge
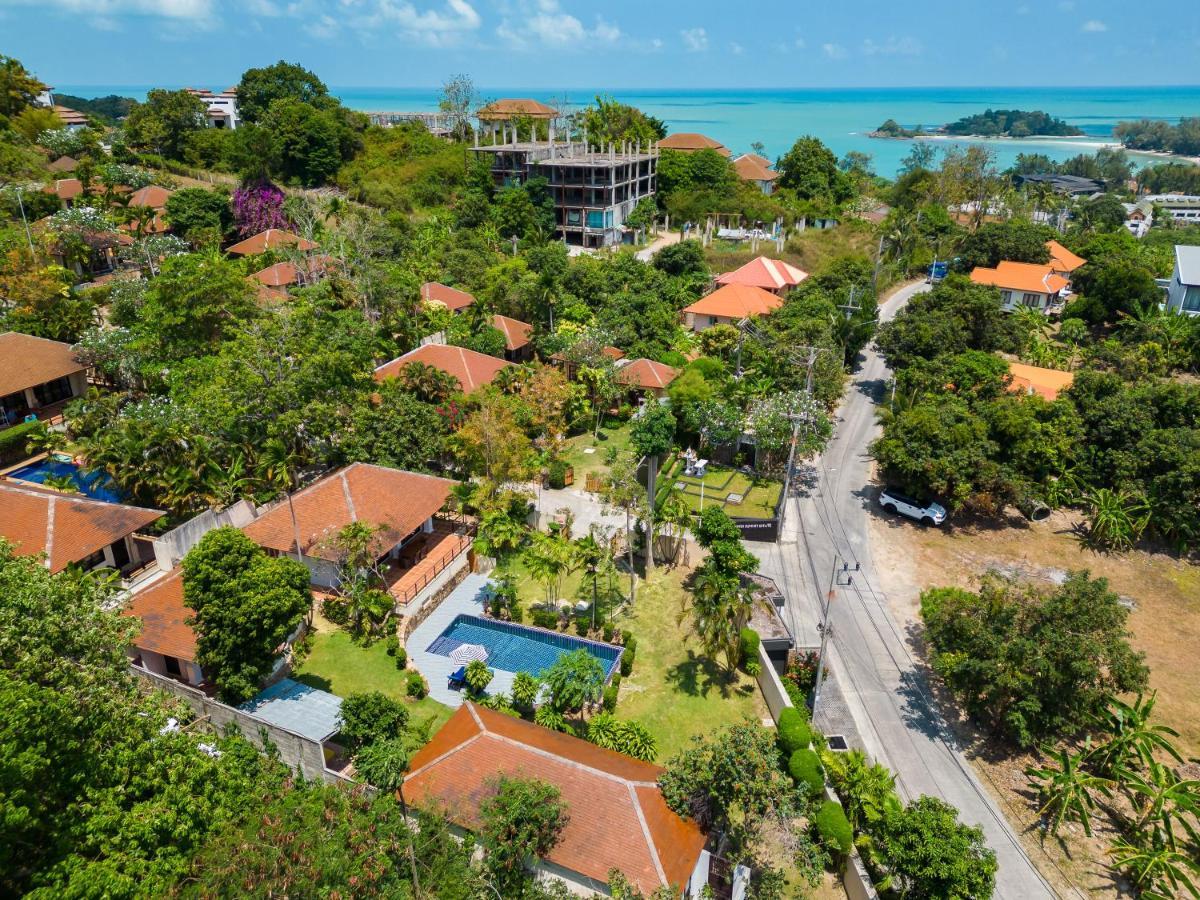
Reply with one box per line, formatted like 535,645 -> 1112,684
628,783 -> 670,887
43,493 -> 56,570
340,470 -> 358,522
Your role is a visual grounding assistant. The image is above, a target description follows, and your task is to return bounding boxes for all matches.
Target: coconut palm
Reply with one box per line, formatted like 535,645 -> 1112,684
397,361 -> 460,404
1025,745 -> 1113,837
821,749 -> 900,832
680,566 -> 751,676
353,732 -> 429,895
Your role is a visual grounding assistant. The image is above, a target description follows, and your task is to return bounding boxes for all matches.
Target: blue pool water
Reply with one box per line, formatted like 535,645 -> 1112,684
6,458 -> 124,503
427,614 -> 622,679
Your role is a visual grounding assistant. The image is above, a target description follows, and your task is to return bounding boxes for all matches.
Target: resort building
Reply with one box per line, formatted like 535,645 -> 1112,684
374,344 -> 512,394
1141,194 -> 1200,226
472,138 -> 657,249
0,332 -> 88,427
1007,362 -> 1075,401
616,358 -> 679,399
492,314 -> 534,362
969,261 -> 1068,312
420,281 -> 475,314
185,87 -> 241,129
48,155 -> 77,173
53,105 -> 89,132
657,132 -> 730,157
476,98 -> 558,141
405,702 -> 710,898
240,463 -> 472,608
682,283 -> 783,332
1015,173 -> 1104,197
45,177 -> 84,209
124,569 -> 204,686
250,258 -> 328,293
1167,245 -> 1200,316
0,481 -> 162,575
732,153 -> 779,194
226,229 -> 317,256
715,256 -> 808,295
1045,240 -> 1086,280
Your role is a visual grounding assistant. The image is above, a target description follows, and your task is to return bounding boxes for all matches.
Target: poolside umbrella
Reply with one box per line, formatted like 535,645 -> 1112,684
450,643 -> 489,665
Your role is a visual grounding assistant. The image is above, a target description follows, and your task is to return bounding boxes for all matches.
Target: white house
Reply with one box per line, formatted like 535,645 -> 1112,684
187,87 -> 241,129
1166,245 -> 1200,316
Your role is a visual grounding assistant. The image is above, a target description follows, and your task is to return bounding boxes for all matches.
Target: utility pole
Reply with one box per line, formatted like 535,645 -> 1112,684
837,285 -> 862,322
811,557 -> 859,716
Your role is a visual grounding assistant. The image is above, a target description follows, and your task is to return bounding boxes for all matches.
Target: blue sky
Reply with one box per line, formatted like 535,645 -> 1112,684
3,0 -> 1198,90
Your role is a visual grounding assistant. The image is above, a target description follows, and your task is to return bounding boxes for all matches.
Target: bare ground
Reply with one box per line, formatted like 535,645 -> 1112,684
867,504 -> 1200,899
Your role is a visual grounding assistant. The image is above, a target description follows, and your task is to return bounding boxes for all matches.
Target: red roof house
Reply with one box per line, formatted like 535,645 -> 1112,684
657,132 -> 731,157
405,703 -> 709,897
715,256 -> 808,295
226,229 -> 318,256
123,570 -> 204,686
683,283 -> 784,331
373,344 -> 512,394
616,358 -> 680,397
969,262 -> 1068,312
420,281 -> 476,313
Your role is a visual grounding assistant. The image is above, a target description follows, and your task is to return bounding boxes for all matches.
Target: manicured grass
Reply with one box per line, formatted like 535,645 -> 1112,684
293,619 -> 454,734
612,568 -> 768,761
664,461 -> 783,521
562,419 -> 636,483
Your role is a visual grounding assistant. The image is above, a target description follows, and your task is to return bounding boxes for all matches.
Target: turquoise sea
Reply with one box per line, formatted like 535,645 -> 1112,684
57,84 -> 1200,177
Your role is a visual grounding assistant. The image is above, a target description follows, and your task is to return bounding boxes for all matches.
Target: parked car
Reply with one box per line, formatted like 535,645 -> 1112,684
878,488 -> 947,526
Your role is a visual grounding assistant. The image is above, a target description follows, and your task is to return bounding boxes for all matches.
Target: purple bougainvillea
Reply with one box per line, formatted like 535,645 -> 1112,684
232,182 -> 290,237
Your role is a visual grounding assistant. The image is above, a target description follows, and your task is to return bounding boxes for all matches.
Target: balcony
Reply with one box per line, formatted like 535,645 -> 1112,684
383,516 -> 476,609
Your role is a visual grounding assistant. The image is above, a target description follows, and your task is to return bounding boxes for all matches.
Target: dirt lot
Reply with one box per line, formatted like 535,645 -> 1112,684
868,506 -> 1200,898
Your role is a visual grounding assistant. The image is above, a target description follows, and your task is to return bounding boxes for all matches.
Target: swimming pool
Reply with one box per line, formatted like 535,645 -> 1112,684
6,457 -> 124,503
427,614 -> 622,679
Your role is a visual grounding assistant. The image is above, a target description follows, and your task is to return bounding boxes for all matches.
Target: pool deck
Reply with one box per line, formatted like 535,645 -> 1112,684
406,573 -> 515,707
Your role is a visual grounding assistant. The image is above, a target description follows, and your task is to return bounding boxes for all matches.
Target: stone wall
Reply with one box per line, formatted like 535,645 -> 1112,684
133,667 -> 352,786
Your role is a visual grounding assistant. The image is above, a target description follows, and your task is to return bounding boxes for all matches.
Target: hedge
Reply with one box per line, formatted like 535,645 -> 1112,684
814,801 -> 853,854
777,706 -> 812,754
788,748 -> 825,798
739,627 -> 760,668
0,420 -> 43,462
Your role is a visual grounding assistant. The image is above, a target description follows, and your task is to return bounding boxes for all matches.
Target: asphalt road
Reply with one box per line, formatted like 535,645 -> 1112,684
757,280 -> 1057,899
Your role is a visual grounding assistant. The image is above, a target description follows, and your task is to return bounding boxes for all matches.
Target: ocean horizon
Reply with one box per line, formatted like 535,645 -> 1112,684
54,84 -> 1200,177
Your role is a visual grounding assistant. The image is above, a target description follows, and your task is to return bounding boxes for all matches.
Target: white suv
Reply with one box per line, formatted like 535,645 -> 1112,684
879,488 -> 947,526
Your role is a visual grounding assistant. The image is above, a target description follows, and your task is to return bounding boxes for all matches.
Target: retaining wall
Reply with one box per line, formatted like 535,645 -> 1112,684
133,667 -> 351,786
755,644 -> 879,900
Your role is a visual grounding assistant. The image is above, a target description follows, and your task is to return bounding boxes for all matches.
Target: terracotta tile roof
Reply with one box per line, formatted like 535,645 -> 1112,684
226,229 -> 317,256
716,256 -> 808,292
657,132 -> 730,157
53,105 -> 88,126
0,481 -> 163,574
970,261 -> 1068,295
1008,362 -> 1075,401
742,153 -> 772,167
477,98 -> 557,119
241,463 -> 455,560
127,185 -> 173,208
246,277 -> 288,305
406,703 -> 706,897
124,570 -> 197,662
252,261 -> 302,287
616,358 -> 680,391
421,281 -> 476,312
48,155 -> 77,173
602,345 -> 625,360
685,283 -> 784,320
0,331 -> 86,397
46,177 -> 84,201
492,314 -> 532,351
373,344 -> 512,394
1046,239 -> 1086,274
733,154 -> 778,182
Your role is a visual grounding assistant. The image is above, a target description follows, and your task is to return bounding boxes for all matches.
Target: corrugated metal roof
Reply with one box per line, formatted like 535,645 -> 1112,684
1175,245 -> 1200,286
239,678 -> 343,742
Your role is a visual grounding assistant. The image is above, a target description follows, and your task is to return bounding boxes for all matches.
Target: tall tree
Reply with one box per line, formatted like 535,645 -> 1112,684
630,403 -> 676,570
0,54 -> 44,117
236,60 -> 332,124
123,89 -> 206,160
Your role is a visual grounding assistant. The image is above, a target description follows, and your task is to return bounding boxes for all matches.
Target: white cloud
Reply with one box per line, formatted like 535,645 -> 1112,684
651,37 -> 663,50
245,0 -> 282,15
862,35 -> 922,56
497,1 -> 619,49
304,12 -> 339,37
1081,19 -> 1108,32
794,35 -> 806,49
681,26 -> 708,52
376,0 -> 480,45
1015,3 -> 1030,13
822,42 -> 847,59
26,0 -> 214,18
730,41 -> 744,55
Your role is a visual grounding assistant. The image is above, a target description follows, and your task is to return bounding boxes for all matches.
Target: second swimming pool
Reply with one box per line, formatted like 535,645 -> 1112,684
426,614 -> 622,678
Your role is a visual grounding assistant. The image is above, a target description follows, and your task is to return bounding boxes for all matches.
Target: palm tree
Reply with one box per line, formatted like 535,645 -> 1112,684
681,566 -> 751,676
1025,745 -> 1113,837
523,531 -> 570,605
398,361 -> 460,404
821,749 -> 900,832
353,734 -> 427,896
655,488 -> 694,565
259,437 -> 305,564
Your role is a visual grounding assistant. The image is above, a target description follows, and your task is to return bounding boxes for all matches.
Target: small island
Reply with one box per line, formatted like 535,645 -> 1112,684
943,108 -> 1083,137
869,118 -> 927,139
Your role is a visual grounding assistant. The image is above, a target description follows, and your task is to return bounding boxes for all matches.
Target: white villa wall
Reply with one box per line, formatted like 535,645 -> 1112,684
1167,272 -> 1200,315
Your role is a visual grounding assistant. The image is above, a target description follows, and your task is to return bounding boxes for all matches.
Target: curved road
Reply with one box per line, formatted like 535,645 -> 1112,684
757,281 -> 1056,899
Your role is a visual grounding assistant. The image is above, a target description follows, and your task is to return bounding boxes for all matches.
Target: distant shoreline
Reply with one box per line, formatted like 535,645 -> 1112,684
864,131 -> 1200,166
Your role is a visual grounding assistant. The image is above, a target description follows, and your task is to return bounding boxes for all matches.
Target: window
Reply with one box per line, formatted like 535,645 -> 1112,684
1000,290 -> 1013,305
1183,288 -> 1200,313
1021,293 -> 1042,308
34,376 -> 73,406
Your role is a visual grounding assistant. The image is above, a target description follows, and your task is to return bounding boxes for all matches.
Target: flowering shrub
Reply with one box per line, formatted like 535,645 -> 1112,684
784,650 -> 820,706
232,182 -> 289,236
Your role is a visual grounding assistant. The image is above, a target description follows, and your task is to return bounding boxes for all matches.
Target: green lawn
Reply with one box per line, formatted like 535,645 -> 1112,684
612,569 -> 768,761
293,620 -> 454,734
562,419 -> 636,483
663,461 -> 783,521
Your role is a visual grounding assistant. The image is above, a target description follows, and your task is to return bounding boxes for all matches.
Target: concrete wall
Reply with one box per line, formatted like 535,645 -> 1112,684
755,644 -> 880,900
133,667 -> 352,785
153,500 -> 257,570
